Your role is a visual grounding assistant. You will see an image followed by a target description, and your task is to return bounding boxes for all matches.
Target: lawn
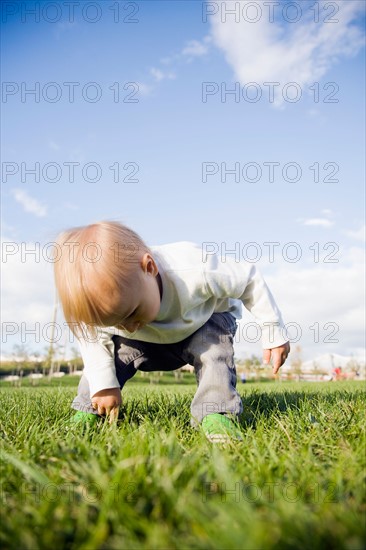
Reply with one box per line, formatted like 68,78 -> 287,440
0,380 -> 365,549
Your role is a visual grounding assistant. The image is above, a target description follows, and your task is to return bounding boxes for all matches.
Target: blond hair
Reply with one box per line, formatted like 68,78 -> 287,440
54,221 -> 150,336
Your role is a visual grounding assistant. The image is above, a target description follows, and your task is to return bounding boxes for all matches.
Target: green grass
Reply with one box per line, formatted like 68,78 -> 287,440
1,381 -> 365,549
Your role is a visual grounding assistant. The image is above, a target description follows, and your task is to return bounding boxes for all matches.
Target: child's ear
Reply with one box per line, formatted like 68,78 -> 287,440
141,253 -> 158,276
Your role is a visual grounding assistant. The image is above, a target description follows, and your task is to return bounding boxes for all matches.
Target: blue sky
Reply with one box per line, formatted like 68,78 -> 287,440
1,0 -> 365,363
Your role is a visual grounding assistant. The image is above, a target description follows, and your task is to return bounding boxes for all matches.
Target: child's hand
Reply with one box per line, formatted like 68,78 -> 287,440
263,342 -> 290,375
91,387 -> 121,423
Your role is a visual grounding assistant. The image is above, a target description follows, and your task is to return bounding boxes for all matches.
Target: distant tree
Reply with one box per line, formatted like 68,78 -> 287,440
311,360 -> 327,378
32,351 -> 42,373
174,368 -> 183,381
43,345 -> 55,376
290,345 -> 303,381
12,344 -> 30,373
69,346 -> 83,371
242,355 -> 261,379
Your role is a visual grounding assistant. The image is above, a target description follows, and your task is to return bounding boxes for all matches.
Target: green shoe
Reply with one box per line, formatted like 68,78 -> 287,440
202,413 -> 243,443
70,411 -> 100,427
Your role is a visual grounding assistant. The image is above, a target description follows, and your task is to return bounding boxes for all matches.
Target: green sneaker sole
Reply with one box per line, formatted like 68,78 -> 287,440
70,411 -> 100,426
202,413 -> 243,443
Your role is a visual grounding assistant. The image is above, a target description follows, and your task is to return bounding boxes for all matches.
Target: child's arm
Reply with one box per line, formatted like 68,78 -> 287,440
240,267 -> 290,372
241,267 -> 290,372
76,328 -> 122,420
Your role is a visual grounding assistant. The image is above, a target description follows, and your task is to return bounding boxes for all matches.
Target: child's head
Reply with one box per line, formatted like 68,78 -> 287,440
54,221 -> 161,336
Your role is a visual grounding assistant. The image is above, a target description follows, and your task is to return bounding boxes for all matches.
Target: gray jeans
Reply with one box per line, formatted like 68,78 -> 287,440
72,312 -> 243,425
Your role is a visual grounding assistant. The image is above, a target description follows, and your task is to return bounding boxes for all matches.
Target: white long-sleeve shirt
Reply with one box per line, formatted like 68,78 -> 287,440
78,241 -> 288,396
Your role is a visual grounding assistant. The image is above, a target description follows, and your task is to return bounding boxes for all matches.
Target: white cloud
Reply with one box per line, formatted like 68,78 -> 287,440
142,67 -> 176,94
210,0 -> 365,106
345,225 -> 365,242
1,241 -> 57,356
303,218 -> 334,227
12,189 -> 47,218
135,82 -> 153,96
146,36 -> 211,91
298,209 -> 334,227
182,36 -> 211,57
150,67 -> 176,82
232,239 -> 365,361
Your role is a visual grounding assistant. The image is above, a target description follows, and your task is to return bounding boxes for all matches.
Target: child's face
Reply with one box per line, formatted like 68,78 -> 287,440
103,253 -> 162,333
